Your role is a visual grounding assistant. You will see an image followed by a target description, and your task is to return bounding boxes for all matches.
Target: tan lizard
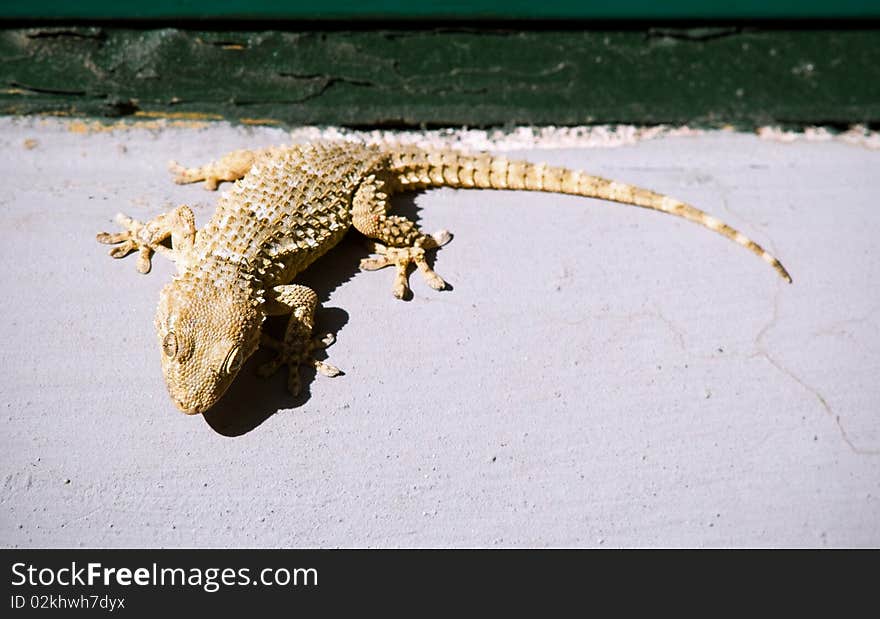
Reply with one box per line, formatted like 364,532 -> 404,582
96,142 -> 791,414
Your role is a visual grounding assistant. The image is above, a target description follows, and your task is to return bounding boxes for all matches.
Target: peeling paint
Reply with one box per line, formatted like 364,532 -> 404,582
65,118 -> 212,134
9,115 -> 877,150
132,110 -> 224,121
757,125 -> 880,150
239,118 -> 284,126
0,28 -> 878,127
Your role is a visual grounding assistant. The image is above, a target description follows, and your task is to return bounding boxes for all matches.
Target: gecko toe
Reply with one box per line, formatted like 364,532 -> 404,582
96,213 -> 157,273
361,241 -> 448,299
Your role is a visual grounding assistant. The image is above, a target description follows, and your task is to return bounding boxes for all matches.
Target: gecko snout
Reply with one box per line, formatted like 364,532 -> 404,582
173,397 -> 204,415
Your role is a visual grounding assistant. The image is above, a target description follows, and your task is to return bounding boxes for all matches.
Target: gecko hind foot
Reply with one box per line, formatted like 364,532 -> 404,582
168,147 -> 274,191
359,231 -> 452,300
257,332 -> 342,397
168,160 -> 223,191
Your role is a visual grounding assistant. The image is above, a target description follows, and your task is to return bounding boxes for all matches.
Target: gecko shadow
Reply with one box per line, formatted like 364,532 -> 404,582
202,192 -> 447,436
203,305 -> 349,436
201,238 -> 361,437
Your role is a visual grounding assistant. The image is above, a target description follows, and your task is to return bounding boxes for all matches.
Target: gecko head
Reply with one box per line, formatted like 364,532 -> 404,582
154,273 -> 264,415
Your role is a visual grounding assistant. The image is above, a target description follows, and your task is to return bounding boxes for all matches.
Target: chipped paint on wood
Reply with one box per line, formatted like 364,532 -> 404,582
65,118 -> 213,133
1,27 -> 878,127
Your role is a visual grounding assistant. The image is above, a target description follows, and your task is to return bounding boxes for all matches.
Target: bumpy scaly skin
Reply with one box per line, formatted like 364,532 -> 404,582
97,141 -> 791,414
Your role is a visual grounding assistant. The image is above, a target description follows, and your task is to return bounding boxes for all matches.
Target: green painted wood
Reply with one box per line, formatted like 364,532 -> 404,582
1,27 -> 878,127
1,0 -> 879,20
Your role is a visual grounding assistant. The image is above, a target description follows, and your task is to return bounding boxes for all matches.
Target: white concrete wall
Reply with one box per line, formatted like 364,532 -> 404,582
1,119 -> 877,547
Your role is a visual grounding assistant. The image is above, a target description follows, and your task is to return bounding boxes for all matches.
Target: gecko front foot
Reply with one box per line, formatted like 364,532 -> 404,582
359,231 -> 452,299
96,206 -> 196,274
257,332 -> 342,396
96,213 -> 159,273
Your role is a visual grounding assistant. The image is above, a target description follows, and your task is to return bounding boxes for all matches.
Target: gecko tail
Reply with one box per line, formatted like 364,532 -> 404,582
538,166 -> 794,285
390,148 -> 792,283
568,176 -> 795,285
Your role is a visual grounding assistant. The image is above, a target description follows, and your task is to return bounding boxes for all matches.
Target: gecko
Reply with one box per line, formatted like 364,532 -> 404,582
96,142 -> 791,414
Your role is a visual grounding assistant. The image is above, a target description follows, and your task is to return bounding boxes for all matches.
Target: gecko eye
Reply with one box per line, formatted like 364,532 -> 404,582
162,332 -> 178,358
223,346 -> 243,375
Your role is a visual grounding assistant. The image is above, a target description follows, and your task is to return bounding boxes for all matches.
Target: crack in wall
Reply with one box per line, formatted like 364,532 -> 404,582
811,306 -> 880,353
274,72 -> 381,104
649,305 -> 688,352
597,306 -> 690,356
753,285 -> 880,456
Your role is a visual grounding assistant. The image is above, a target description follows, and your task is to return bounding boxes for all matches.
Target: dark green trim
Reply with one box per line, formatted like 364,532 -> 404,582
2,27 -> 878,128
2,1 -> 880,20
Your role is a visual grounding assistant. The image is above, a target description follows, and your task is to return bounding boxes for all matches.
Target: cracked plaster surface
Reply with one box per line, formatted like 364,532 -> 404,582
1,118 -> 877,548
